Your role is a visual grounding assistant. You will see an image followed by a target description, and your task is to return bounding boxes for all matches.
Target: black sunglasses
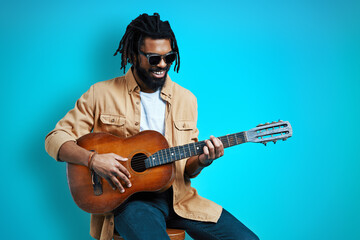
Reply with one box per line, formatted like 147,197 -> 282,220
139,50 -> 177,66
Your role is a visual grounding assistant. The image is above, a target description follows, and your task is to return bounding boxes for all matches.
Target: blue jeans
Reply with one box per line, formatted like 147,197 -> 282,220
114,188 -> 259,240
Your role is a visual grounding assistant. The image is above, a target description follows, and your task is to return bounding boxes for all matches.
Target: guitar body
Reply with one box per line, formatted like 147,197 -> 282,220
66,130 -> 174,214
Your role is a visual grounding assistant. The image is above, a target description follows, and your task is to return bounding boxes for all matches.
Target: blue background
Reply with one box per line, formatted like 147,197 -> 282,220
1,0 -> 359,239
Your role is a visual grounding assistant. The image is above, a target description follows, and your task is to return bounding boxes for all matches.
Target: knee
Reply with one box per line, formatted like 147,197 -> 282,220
116,200 -> 155,221
242,232 -> 260,240
114,201 -> 154,234
233,223 -> 259,240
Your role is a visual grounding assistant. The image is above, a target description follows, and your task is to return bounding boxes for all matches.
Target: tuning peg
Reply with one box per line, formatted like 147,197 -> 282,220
283,138 -> 287,141
278,119 -> 282,122
273,140 -> 277,144
263,142 -> 267,146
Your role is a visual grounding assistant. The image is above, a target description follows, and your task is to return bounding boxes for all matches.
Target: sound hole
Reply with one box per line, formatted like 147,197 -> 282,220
131,153 -> 147,172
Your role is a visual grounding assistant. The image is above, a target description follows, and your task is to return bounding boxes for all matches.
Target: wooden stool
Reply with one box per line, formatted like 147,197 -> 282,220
113,228 -> 185,240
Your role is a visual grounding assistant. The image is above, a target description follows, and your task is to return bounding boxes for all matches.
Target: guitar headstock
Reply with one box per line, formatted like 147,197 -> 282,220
245,120 -> 292,145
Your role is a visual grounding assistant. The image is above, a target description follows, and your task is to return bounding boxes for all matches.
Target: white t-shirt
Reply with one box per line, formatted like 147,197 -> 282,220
139,89 -> 166,135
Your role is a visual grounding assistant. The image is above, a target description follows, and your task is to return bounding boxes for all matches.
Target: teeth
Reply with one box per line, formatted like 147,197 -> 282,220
154,71 -> 164,75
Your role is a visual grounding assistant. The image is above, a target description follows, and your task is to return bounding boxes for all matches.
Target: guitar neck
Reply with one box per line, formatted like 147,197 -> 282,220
145,131 -> 247,168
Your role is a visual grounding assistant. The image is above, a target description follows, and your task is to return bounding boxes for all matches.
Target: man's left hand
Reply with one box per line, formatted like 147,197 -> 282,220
198,135 -> 224,166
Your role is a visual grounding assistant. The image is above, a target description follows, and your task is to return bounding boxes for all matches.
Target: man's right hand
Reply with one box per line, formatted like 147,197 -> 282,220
91,153 -> 132,193
58,141 -> 132,193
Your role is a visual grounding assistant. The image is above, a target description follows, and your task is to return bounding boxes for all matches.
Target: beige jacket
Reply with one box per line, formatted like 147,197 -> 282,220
45,69 -> 222,240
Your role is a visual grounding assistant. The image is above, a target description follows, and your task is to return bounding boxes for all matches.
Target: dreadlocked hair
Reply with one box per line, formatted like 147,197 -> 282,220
114,13 -> 180,73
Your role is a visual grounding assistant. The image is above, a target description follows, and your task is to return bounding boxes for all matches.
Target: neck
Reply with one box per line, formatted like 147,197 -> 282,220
132,67 -> 155,93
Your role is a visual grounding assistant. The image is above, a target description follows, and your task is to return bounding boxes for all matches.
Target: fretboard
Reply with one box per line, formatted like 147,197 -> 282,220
145,131 -> 247,168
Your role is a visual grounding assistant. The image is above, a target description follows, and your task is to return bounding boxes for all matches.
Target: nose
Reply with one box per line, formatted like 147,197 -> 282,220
157,58 -> 167,68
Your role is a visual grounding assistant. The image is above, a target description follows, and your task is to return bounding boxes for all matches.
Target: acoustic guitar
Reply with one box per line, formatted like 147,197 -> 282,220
67,120 -> 292,214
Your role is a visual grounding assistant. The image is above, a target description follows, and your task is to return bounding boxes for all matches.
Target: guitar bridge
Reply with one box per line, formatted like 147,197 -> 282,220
91,170 -> 103,196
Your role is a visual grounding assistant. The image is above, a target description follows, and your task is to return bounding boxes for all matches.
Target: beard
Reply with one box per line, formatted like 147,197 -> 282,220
133,64 -> 170,92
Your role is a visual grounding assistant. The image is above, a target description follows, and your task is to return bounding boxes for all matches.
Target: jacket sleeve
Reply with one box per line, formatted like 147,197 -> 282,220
185,94 -> 202,179
45,85 -> 95,160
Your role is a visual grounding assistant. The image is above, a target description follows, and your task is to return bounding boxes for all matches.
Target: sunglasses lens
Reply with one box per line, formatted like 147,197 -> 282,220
165,53 -> 177,64
148,56 -> 161,65
145,52 -> 177,65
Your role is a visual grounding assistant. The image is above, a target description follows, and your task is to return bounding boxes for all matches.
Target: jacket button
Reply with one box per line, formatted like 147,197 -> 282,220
135,122 -> 139,126
111,119 -> 115,122
136,101 -> 140,105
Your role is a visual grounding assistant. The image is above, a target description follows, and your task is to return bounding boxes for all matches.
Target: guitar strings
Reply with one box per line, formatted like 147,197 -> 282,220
131,131 -> 284,165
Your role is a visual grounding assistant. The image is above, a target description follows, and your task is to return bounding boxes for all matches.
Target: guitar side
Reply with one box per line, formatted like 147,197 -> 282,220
66,131 -> 175,214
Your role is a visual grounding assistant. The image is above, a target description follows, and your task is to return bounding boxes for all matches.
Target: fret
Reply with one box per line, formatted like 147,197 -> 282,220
146,156 -> 151,168
163,148 -> 168,164
195,142 -> 201,155
194,142 -> 200,155
164,149 -> 169,164
229,134 -> 235,147
156,153 -> 159,166
165,148 -> 171,164
183,145 -> 188,158
179,145 -> 184,159
170,148 -> 175,161
146,157 -> 150,168
151,153 -> 157,167
220,135 -> 227,148
157,150 -> 162,166
186,144 -> 191,158
158,152 -> 163,166
180,145 -> 185,158
225,135 -> 229,147
176,146 -> 181,160
190,142 -> 196,156
160,149 -> 165,163
169,147 -> 174,161
199,142 -> 206,155
227,135 -> 232,147
156,152 -> 162,166
194,142 -> 199,155
234,133 -> 239,145
179,145 -> 186,159
186,145 -> 190,158
189,143 -> 196,156
148,153 -> 152,167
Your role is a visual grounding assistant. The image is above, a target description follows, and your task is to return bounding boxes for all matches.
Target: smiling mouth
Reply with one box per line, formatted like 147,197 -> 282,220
151,70 -> 166,78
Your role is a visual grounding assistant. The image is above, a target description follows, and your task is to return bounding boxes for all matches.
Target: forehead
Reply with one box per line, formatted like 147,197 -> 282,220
141,37 -> 172,54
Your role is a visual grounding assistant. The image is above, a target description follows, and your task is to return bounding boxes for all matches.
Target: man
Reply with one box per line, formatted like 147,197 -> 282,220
45,13 -> 259,240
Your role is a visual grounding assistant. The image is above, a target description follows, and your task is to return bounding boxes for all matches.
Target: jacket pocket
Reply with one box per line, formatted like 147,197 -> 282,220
100,114 -> 126,126
174,120 -> 198,146
174,120 -> 196,131
98,114 -> 126,137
